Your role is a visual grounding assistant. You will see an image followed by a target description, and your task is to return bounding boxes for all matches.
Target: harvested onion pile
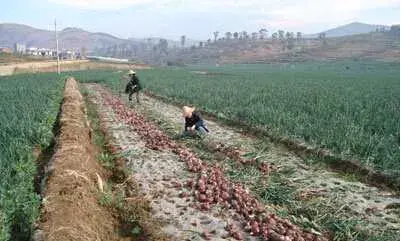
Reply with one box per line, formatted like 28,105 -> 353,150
100,90 -> 322,241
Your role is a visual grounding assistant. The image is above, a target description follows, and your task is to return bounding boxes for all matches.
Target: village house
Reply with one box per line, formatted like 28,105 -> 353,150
13,42 -> 82,60
0,47 -> 12,54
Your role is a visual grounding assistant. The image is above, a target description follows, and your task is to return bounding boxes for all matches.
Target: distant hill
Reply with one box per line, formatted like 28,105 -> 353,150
307,22 -> 391,38
0,22 -> 398,65
0,23 -> 128,51
0,23 -> 201,52
165,31 -> 400,65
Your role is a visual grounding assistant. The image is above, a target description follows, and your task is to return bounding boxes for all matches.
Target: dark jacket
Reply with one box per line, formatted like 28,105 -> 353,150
185,111 -> 209,132
125,75 -> 142,93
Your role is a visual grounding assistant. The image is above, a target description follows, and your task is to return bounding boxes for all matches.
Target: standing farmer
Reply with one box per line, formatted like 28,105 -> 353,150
181,106 -> 209,137
123,70 -> 142,103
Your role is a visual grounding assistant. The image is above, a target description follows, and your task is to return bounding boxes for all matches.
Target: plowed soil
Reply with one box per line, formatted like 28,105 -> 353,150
37,78 -> 120,241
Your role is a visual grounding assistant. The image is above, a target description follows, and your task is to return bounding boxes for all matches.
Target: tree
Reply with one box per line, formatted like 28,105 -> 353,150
207,39 -> 211,44
80,46 -> 87,58
296,32 -> 302,42
158,39 -> 168,55
213,31 -> 219,42
242,31 -> 248,39
180,35 -> 186,48
259,28 -> 268,40
112,44 -> 118,57
278,30 -> 286,50
251,32 -> 258,40
318,32 -> 327,46
233,32 -> 239,40
389,25 -> 400,37
225,32 -> 232,40
147,38 -> 152,49
272,32 -> 278,40
278,30 -> 285,41
286,32 -> 295,50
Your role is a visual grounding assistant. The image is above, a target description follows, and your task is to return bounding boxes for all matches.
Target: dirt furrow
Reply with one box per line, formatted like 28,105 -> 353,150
85,83 -> 323,241
37,78 -> 120,241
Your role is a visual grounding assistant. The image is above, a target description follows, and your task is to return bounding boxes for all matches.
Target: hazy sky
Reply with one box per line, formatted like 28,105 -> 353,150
1,0 -> 399,40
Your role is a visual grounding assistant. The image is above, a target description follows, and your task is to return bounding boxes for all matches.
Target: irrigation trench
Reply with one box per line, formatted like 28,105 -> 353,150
35,77 -> 399,241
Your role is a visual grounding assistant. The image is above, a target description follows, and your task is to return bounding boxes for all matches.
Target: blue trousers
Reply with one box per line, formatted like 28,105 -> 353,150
181,126 -> 208,137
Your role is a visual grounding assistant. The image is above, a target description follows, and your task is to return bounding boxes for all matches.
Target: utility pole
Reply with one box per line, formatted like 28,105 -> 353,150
55,19 -> 60,74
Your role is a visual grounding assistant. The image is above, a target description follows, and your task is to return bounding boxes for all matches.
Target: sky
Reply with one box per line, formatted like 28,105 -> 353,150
1,0 -> 399,40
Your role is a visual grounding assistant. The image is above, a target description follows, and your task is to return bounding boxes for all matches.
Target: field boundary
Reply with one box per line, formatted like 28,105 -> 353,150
0,60 -> 152,76
143,90 -> 399,192
36,77 -> 120,241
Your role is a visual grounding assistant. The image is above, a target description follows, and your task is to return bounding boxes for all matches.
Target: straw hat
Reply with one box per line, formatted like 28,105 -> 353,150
183,106 -> 195,117
128,70 -> 136,75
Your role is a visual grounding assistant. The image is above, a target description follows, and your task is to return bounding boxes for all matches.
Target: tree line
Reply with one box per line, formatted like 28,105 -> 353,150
180,29 -> 305,50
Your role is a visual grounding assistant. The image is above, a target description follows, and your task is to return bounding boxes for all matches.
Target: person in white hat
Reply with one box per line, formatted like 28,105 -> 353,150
123,70 -> 142,103
181,106 -> 209,138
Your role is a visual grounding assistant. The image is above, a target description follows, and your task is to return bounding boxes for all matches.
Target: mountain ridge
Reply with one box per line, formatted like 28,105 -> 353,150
306,22 -> 391,38
1,21 -> 395,51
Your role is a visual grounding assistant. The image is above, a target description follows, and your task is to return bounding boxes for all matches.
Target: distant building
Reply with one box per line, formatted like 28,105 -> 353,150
0,47 -> 12,54
14,43 -> 26,54
27,47 -> 39,56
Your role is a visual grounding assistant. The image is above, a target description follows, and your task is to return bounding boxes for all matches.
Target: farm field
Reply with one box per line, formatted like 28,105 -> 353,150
75,60 -> 400,179
0,59 -> 399,241
84,82 -> 399,241
0,73 -> 63,240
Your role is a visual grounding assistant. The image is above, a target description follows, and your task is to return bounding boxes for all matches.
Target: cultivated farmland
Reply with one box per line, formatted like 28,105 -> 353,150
0,59 -> 399,241
0,73 -> 63,240
75,60 -> 400,178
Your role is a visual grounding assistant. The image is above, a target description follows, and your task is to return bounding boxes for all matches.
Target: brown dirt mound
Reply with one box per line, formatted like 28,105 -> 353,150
38,77 -> 120,241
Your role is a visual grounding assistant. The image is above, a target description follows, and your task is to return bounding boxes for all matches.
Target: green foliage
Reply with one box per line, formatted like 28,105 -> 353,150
0,73 -> 63,241
98,183 -> 113,207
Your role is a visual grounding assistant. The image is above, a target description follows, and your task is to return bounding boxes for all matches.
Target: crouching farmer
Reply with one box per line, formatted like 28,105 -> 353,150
124,70 -> 142,103
181,106 -> 209,137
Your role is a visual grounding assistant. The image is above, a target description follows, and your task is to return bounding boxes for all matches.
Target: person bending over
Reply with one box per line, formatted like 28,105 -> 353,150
182,106 -> 209,137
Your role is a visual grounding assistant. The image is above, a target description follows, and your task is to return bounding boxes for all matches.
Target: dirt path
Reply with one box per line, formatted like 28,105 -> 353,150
37,78 -> 121,241
85,83 -> 327,241
0,60 -> 150,76
126,90 -> 399,239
